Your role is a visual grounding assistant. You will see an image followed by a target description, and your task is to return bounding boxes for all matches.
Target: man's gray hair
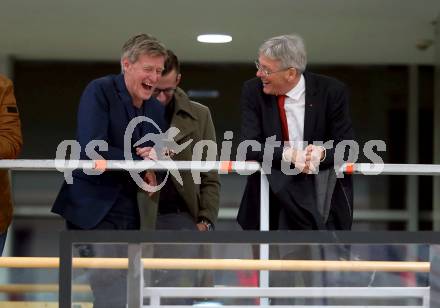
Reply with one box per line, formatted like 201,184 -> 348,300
259,34 -> 307,73
120,33 -> 167,73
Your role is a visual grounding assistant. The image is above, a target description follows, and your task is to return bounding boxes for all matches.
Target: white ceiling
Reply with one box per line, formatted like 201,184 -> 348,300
0,0 -> 439,64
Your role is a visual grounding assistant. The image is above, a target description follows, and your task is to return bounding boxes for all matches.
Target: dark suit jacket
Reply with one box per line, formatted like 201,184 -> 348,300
52,74 -> 166,229
237,72 -> 354,230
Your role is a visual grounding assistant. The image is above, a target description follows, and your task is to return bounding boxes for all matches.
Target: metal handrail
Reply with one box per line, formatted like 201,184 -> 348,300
1,160 -> 439,307
0,256 -> 430,272
2,159 -> 440,175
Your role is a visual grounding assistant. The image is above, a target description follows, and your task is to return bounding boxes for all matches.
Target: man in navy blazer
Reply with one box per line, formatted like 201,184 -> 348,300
238,34 -> 354,232
52,34 -> 167,308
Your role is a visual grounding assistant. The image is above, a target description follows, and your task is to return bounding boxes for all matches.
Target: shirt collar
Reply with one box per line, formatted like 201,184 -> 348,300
285,74 -> 305,101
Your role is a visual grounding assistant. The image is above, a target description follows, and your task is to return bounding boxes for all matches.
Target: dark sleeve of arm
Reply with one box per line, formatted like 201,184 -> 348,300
239,82 -> 264,162
321,84 -> 355,168
198,108 -> 220,224
0,78 -> 22,159
76,81 -> 130,161
239,82 -> 284,166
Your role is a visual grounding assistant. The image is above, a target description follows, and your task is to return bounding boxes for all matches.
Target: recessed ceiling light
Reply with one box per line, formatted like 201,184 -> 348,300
197,34 -> 232,44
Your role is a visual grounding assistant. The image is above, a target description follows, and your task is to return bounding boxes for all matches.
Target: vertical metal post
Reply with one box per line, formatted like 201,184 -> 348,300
259,172 -> 269,306
150,294 -> 161,307
430,245 -> 440,307
127,244 -> 143,308
423,292 -> 430,308
59,231 -> 73,308
260,172 -> 270,231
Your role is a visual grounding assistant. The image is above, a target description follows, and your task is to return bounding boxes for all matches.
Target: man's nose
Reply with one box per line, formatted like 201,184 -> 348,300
150,72 -> 161,83
156,91 -> 166,104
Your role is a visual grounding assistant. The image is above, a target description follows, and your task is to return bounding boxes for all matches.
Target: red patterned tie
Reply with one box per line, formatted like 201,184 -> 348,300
277,95 -> 289,141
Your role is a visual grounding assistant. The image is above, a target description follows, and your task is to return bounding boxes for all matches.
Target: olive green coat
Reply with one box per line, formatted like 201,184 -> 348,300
141,88 -> 220,227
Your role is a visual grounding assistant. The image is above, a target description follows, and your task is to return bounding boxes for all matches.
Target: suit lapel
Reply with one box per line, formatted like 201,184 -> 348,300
264,94 -> 283,142
303,72 -> 318,144
115,74 -> 140,142
171,89 -> 197,143
172,116 -> 196,143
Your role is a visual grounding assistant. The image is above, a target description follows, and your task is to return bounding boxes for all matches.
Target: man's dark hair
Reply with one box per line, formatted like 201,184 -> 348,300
163,49 -> 180,76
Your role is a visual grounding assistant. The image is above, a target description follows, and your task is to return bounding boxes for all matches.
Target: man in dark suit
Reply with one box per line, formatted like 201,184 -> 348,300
52,33 -> 167,308
237,33 -> 355,304
238,33 -> 354,232
238,33 -> 355,300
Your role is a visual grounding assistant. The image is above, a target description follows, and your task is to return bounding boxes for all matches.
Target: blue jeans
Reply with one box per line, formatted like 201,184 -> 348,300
0,230 -> 8,256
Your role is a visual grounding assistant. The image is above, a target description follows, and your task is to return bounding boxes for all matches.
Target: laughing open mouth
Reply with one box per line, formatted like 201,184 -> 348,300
142,82 -> 152,91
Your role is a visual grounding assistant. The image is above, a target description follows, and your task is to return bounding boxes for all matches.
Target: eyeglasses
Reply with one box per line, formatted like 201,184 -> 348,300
153,87 -> 176,96
255,61 -> 292,76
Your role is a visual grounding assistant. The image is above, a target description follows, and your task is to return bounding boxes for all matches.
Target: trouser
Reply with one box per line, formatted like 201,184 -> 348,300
67,203 -> 140,308
150,211 -> 206,305
270,208 -> 351,305
0,229 -> 7,256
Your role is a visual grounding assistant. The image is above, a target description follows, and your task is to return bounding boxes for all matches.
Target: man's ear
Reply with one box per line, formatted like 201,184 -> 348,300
176,73 -> 182,86
122,58 -> 130,72
287,68 -> 298,82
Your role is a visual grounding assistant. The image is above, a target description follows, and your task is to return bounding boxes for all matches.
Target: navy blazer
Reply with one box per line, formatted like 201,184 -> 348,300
237,72 -> 354,230
52,74 -> 166,229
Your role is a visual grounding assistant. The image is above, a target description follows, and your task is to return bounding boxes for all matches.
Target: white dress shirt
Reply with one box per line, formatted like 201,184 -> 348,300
281,74 -> 326,164
284,74 -> 305,149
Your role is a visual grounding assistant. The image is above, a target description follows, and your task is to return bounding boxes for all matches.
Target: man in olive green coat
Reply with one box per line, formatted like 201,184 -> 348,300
0,74 -> 23,255
138,49 -> 219,231
136,50 -> 219,301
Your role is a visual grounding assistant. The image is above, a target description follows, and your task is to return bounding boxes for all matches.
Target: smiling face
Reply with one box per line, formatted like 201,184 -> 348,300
153,69 -> 181,106
122,53 -> 165,107
256,54 -> 299,96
